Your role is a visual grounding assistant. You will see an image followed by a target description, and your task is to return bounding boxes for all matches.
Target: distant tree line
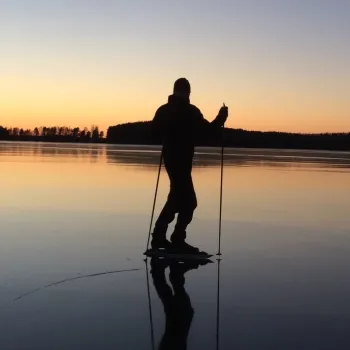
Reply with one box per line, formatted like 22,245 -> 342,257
2,121 -> 349,150
107,121 -> 350,151
0,125 -> 105,143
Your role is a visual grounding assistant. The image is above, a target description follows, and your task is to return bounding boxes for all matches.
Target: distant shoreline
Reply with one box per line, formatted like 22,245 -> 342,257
106,121 -> 350,152
1,121 -> 349,151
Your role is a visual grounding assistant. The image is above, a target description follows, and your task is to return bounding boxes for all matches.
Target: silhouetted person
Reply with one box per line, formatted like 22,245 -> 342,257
151,78 -> 228,253
150,258 -> 210,349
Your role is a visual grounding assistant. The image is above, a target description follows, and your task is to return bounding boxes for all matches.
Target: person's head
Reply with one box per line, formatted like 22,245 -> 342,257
173,78 -> 191,98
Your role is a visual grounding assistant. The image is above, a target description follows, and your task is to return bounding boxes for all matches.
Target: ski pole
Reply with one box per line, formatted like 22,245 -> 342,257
145,149 -> 163,252
217,104 -> 225,256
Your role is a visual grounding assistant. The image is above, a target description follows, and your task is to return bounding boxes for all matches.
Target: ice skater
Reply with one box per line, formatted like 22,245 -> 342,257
151,78 -> 228,254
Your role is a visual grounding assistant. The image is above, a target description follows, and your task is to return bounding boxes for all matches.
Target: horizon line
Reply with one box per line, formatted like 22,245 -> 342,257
1,122 -> 349,136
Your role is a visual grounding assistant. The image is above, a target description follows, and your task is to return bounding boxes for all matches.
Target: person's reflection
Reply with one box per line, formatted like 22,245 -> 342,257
150,258 -> 209,350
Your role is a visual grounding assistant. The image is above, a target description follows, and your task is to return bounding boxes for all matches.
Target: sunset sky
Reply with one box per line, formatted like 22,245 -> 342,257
1,0 -> 349,133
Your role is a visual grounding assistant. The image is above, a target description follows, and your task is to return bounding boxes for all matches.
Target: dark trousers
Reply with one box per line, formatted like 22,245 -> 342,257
154,162 -> 197,241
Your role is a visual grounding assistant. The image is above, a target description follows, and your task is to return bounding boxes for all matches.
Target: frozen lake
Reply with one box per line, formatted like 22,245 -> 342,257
1,142 -> 350,349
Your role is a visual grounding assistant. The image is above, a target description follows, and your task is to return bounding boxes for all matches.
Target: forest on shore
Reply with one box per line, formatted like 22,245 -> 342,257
1,122 -> 349,150
107,121 -> 350,151
0,125 -> 105,143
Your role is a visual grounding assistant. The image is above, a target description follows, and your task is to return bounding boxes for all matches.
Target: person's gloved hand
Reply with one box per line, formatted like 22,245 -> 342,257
217,104 -> 228,126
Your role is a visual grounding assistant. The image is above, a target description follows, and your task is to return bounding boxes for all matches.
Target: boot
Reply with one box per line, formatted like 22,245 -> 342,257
150,226 -> 172,252
171,240 -> 201,254
151,236 -> 173,251
170,232 -> 201,254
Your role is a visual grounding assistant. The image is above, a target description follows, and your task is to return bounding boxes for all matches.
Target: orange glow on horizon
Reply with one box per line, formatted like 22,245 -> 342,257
1,49 -> 349,134
1,1 -> 349,135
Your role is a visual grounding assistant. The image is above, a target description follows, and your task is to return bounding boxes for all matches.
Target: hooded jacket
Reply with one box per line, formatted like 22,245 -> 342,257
152,94 -> 223,172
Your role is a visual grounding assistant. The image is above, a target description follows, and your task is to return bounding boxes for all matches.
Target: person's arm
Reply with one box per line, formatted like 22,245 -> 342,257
195,105 -> 228,128
194,105 -> 228,145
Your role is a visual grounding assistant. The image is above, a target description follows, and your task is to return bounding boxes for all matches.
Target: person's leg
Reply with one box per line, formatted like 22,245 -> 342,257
152,167 -> 178,247
153,198 -> 176,239
171,174 -> 197,244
